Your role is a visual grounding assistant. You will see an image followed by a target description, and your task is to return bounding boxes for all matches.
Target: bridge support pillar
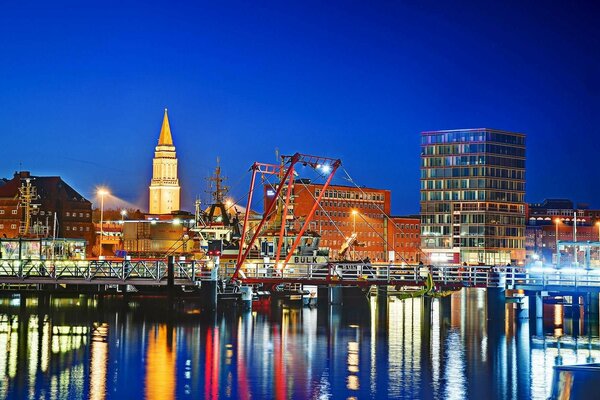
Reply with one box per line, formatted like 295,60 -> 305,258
572,296 -> 581,336
377,285 -> 388,298
515,296 -> 529,320
587,293 -> 599,318
529,292 -> 544,320
167,256 -> 175,297
200,280 -> 218,311
422,296 -> 432,331
440,295 -> 452,326
240,286 -> 252,310
486,287 -> 506,321
323,286 -> 343,305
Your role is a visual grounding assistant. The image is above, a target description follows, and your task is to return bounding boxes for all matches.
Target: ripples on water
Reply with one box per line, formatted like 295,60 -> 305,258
0,289 -> 598,399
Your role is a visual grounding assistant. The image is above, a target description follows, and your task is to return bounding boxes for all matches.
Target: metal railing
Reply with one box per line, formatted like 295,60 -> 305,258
0,259 -> 198,283
1,259 -> 598,290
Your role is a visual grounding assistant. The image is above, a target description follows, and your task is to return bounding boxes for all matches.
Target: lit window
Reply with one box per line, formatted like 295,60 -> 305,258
11,210 -> 17,215
10,224 -> 16,229
66,212 -> 70,217
80,213 -> 83,217
0,210 -> 3,214
66,226 -> 70,231
0,224 -> 3,229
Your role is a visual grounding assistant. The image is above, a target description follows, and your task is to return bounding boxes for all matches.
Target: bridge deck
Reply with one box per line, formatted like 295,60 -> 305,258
0,259 -> 598,293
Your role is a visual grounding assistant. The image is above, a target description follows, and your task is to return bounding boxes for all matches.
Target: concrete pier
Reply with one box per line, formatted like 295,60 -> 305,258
486,287 -> 506,321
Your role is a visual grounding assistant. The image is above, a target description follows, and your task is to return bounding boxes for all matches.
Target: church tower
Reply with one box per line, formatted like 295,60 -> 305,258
149,109 -> 180,214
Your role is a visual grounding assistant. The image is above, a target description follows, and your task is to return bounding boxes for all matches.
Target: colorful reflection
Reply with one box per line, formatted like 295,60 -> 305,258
0,291 -> 598,399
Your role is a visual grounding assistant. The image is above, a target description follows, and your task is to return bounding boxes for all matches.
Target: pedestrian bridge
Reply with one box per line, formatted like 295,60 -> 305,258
0,259 -> 599,293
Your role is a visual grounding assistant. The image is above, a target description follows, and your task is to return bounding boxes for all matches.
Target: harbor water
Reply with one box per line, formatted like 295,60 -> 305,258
0,289 -> 598,399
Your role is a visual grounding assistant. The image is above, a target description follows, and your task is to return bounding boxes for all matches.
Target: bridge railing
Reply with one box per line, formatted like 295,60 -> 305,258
506,267 -> 600,289
0,259 -> 203,283
0,258 -> 534,288
209,262 -> 507,287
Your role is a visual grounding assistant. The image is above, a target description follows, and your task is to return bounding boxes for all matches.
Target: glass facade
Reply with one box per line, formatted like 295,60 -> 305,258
420,129 -> 526,265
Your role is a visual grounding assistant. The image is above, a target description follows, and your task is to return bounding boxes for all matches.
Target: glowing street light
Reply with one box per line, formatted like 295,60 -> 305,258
120,209 -> 127,222
97,188 -> 110,257
351,210 -> 359,261
554,218 -> 561,264
318,164 -> 331,174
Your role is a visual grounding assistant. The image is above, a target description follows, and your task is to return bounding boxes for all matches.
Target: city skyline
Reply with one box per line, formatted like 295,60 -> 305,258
1,1 -> 599,213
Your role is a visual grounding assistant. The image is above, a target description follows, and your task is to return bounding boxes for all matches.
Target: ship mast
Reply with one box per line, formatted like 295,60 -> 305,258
207,157 -> 229,205
205,157 -> 232,226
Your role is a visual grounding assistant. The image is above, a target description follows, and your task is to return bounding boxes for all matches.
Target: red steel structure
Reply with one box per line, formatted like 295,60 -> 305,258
232,153 -> 341,281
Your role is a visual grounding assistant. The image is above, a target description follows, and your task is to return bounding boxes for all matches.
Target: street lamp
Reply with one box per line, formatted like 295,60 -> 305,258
97,188 -> 109,257
554,218 -> 561,265
351,210 -> 358,260
120,209 -> 127,222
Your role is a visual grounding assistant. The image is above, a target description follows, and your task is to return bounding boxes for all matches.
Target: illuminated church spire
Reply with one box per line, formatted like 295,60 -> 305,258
149,109 -> 180,214
158,109 -> 173,145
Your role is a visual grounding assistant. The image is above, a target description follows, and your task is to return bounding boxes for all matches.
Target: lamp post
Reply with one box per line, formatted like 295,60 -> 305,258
120,209 -> 127,222
97,188 -> 109,257
573,211 -> 578,266
554,218 -> 560,265
351,210 -> 358,260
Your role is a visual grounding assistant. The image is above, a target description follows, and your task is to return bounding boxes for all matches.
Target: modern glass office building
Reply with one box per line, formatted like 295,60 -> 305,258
420,129 -> 526,265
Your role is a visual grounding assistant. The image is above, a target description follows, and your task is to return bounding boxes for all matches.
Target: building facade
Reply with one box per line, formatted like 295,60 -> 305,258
420,128 -> 526,265
388,215 -> 421,263
149,109 -> 180,214
0,171 -> 94,254
265,181 -> 392,261
526,198 -> 600,264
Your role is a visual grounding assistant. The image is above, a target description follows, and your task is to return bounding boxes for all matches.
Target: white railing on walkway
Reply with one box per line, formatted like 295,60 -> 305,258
0,259 -> 598,290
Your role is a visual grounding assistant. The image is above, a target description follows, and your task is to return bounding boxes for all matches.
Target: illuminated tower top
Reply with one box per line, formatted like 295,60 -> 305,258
149,109 -> 180,214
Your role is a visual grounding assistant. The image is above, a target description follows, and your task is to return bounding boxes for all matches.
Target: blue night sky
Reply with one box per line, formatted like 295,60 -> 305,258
1,1 -> 599,213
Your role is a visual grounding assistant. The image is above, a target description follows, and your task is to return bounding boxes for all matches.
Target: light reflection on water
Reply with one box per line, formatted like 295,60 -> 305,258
0,290 -> 598,399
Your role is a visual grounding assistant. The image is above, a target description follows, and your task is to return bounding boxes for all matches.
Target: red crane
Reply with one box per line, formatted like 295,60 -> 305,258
232,153 -> 341,281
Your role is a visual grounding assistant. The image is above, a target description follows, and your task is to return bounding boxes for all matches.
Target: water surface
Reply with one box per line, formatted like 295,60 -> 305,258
0,289 -> 597,399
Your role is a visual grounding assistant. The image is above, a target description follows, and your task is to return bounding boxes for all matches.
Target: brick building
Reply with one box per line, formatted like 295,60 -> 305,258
265,180 -> 392,261
0,171 -> 94,252
388,215 -> 421,264
526,198 -> 600,264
